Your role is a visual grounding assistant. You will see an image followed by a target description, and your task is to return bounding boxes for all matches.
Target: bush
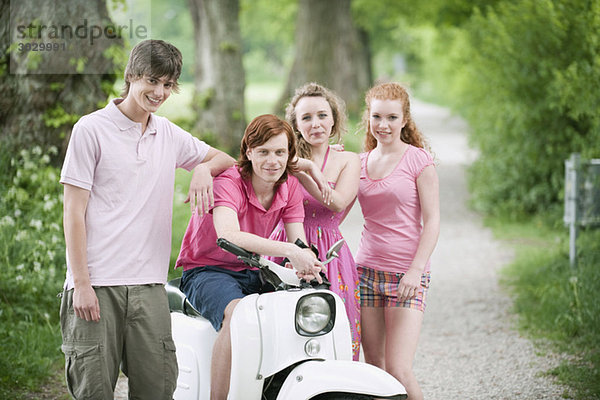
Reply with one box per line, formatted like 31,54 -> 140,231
0,144 -> 66,395
441,0 -> 600,216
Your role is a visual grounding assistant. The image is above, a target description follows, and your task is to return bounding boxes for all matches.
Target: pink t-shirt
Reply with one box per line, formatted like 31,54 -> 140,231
355,145 -> 434,273
60,99 -> 210,289
176,167 -> 305,272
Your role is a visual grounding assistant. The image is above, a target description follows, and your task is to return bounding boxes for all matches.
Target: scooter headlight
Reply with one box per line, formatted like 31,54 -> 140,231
295,293 -> 335,336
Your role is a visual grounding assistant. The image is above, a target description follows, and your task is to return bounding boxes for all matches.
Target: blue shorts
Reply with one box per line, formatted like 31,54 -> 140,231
180,266 -> 263,331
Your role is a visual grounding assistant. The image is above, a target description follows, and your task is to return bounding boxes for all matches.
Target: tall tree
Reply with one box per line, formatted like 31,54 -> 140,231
0,0 -> 122,160
189,0 -> 246,153
276,0 -> 371,115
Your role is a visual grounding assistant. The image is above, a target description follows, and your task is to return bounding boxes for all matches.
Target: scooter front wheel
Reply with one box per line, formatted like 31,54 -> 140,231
310,393 -> 406,400
310,394 -> 369,400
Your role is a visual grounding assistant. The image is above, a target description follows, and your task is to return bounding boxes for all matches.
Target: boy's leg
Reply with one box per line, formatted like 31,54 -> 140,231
210,298 -> 241,400
122,284 -> 177,400
180,266 -> 263,331
60,286 -> 126,400
179,267 -> 263,399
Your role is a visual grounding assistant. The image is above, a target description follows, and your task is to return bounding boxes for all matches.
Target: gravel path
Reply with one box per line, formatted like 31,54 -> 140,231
115,100 -> 566,399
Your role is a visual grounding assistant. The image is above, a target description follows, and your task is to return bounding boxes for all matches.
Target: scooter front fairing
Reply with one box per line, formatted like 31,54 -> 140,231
228,288 -> 352,399
227,288 -> 406,400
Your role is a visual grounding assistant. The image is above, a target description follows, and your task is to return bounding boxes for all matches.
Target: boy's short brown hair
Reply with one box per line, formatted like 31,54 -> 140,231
121,39 -> 182,97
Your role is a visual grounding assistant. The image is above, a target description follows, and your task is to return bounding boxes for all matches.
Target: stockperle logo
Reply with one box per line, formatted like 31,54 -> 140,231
9,0 -> 151,75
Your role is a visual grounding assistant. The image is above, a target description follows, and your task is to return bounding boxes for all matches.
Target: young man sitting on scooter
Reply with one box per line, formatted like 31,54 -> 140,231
176,114 -> 326,400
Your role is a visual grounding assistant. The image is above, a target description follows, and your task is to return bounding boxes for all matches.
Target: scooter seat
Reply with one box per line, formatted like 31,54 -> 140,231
166,278 -> 202,317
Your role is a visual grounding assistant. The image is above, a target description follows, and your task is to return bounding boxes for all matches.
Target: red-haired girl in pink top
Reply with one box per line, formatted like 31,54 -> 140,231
356,82 -> 440,400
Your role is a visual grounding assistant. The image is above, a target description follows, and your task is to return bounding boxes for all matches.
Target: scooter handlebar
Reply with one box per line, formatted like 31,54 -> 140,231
216,237 -> 330,289
217,238 -> 254,259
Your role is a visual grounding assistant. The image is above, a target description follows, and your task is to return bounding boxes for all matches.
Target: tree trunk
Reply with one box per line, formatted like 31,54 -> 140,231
276,0 -> 372,115
189,0 -> 246,154
0,0 -> 121,161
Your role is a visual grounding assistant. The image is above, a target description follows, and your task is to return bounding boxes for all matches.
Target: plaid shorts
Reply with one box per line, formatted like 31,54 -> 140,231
358,265 -> 431,311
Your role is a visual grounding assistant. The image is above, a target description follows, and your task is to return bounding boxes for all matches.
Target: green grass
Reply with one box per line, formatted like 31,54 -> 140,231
0,323 -> 69,400
490,216 -> 600,400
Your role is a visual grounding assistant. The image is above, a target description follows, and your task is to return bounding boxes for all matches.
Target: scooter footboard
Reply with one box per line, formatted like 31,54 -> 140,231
276,360 -> 407,400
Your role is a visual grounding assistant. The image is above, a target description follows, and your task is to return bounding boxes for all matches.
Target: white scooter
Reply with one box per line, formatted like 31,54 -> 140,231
166,238 -> 407,400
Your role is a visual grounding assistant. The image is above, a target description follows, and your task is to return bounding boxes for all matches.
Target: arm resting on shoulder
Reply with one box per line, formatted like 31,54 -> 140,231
186,148 -> 236,215
196,147 -> 236,177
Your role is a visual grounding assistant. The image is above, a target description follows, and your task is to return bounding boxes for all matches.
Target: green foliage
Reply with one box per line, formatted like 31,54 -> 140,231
68,57 -> 87,74
219,41 -> 240,53
194,87 -> 215,110
240,0 -> 296,82
0,144 -> 66,394
231,109 -> 243,122
103,43 -> 128,78
48,82 -> 65,92
500,223 -> 600,399
42,105 -> 80,129
443,0 -> 600,216
368,0 -> 600,217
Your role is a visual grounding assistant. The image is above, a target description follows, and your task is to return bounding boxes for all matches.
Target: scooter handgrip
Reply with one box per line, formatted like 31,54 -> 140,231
216,238 -> 253,259
293,239 -> 319,258
294,238 -> 308,249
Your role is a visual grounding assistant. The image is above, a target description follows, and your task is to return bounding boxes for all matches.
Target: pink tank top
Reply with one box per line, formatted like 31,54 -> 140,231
355,145 -> 434,273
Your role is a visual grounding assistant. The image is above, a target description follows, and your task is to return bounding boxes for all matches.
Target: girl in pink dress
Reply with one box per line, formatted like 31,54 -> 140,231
270,83 -> 362,360
356,83 -> 440,400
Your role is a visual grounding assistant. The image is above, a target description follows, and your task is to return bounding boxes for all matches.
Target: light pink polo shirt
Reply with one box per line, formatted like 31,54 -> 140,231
60,99 -> 210,289
176,167 -> 305,272
356,145 -> 434,274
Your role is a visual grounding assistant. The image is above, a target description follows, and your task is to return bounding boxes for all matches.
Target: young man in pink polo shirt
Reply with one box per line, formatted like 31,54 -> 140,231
59,39 -> 235,399
176,114 -> 324,399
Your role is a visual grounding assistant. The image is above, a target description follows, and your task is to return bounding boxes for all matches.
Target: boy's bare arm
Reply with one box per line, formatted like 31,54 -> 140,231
213,207 -> 323,282
63,184 -> 100,322
186,148 -> 236,215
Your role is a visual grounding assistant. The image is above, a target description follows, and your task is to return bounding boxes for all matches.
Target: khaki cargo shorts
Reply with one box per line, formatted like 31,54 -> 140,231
60,284 -> 177,399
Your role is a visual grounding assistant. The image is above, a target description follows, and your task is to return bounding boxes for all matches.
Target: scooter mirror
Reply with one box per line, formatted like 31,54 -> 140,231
323,239 -> 345,265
